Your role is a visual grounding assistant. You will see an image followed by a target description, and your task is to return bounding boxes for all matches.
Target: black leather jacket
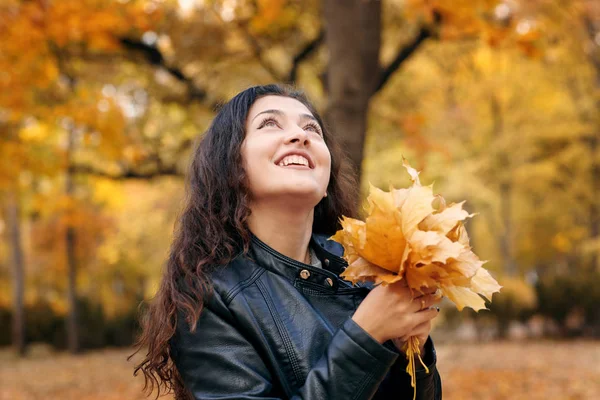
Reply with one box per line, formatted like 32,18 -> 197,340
170,233 -> 442,399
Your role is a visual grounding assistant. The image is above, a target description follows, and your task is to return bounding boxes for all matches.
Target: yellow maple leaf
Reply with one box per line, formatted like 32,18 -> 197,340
442,285 -> 487,311
471,267 -> 503,302
419,201 -> 473,235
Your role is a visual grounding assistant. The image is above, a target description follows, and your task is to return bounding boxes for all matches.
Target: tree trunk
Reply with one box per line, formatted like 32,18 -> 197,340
6,191 -> 26,356
497,317 -> 510,340
582,14 -> 600,271
491,96 -> 517,276
499,180 -> 517,275
323,0 -> 381,200
590,63 -> 600,271
65,129 -> 80,353
591,133 -> 599,271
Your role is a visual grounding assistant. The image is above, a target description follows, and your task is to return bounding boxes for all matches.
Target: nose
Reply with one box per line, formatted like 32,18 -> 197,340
285,125 -> 310,146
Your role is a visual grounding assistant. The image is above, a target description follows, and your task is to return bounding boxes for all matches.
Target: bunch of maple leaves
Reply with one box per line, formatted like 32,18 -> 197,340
331,159 -> 502,396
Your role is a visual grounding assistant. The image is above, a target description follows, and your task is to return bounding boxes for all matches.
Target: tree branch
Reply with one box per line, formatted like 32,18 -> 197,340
287,29 -> 325,83
374,25 -> 431,94
582,15 -> 600,73
72,163 -> 184,180
72,134 -> 195,181
119,37 -> 208,101
232,20 -> 286,82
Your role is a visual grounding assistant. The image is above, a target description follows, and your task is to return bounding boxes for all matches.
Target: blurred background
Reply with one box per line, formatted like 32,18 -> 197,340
0,0 -> 599,399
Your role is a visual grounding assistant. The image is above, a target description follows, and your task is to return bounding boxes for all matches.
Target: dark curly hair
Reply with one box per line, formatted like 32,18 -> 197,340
130,84 -> 357,399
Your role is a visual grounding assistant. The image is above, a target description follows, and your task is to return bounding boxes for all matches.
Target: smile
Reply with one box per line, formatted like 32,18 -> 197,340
277,154 -> 310,168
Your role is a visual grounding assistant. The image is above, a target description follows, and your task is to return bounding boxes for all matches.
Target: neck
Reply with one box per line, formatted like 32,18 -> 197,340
247,200 -> 314,264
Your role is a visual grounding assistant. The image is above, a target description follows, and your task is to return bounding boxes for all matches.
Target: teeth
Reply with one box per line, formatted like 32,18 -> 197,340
278,154 -> 309,167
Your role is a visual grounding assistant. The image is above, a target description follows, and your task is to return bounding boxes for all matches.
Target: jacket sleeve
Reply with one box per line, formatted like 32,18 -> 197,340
170,290 -> 401,400
373,337 -> 442,400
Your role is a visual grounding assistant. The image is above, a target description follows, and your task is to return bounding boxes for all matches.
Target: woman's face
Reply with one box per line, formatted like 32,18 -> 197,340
242,95 -> 331,206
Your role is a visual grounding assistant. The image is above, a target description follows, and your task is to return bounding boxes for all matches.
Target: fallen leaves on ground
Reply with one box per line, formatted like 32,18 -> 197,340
1,340 -> 598,399
436,340 -> 600,400
0,347 -> 157,400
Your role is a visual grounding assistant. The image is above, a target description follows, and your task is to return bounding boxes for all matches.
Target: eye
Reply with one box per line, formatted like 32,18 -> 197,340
304,122 -> 323,136
258,117 -> 280,129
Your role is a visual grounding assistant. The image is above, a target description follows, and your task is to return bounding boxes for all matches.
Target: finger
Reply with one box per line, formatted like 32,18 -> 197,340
411,307 -> 440,326
388,280 -> 412,299
427,294 -> 443,307
423,293 -> 443,308
389,279 -> 409,291
398,328 -> 431,343
411,319 -> 431,337
401,319 -> 431,340
410,294 -> 441,312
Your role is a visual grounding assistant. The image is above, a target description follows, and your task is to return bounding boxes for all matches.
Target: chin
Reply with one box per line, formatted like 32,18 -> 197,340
285,186 -> 322,198
271,185 -> 326,206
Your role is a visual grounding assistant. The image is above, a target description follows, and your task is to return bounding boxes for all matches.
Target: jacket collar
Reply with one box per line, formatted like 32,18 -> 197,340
247,233 -> 352,290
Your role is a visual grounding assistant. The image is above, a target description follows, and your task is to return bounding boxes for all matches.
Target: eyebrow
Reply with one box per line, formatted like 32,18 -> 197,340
251,109 -> 318,124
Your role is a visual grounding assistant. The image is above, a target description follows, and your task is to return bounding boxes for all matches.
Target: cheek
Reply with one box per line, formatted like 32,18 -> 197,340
240,142 -> 257,186
240,139 -> 271,195
243,135 -> 276,165
241,139 -> 263,171
240,142 -> 251,172
320,148 -> 332,178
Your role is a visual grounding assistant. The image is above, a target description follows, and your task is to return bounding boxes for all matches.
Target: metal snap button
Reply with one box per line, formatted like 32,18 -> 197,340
324,259 -> 330,267
325,277 -> 333,287
300,269 -> 311,279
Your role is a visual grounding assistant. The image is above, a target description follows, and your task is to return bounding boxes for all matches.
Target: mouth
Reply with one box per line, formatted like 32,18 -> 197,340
274,152 -> 314,169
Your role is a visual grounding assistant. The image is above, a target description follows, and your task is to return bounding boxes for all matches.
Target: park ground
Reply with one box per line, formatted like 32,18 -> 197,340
1,340 -> 599,400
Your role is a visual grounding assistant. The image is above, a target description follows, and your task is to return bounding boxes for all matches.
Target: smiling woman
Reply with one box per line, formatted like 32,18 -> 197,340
242,95 -> 333,264
131,84 -> 442,400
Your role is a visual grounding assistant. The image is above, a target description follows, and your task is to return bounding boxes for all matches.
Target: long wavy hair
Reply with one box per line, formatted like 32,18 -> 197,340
130,84 -> 357,399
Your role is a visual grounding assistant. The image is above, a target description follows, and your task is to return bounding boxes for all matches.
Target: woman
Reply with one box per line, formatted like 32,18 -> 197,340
133,84 -> 443,399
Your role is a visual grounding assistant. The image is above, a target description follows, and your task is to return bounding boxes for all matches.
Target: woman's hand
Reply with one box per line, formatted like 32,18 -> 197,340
391,316 -> 434,356
391,289 -> 441,356
351,280 -> 441,345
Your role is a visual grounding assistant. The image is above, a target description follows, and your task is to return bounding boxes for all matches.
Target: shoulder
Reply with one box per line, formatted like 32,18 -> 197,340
208,254 -> 264,305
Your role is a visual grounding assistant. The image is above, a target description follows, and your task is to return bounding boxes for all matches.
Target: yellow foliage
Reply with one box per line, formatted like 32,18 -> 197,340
0,139 -> 27,189
250,0 -> 298,36
551,232 -> 573,254
18,122 -> 52,144
0,0 -> 160,117
492,277 -> 537,312
405,0 -> 545,54
0,281 -> 11,309
92,178 -> 126,210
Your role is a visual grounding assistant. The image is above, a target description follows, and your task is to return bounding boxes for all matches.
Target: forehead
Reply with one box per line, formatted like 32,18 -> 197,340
247,95 -> 314,122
